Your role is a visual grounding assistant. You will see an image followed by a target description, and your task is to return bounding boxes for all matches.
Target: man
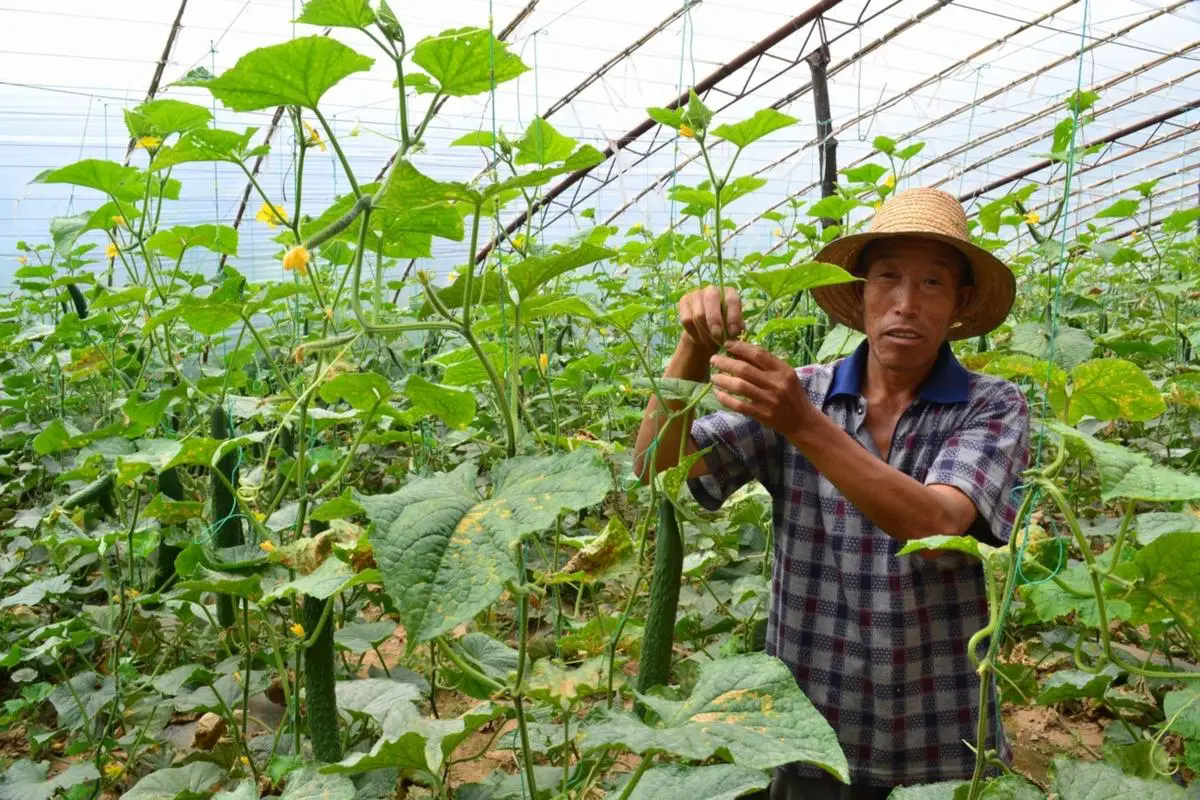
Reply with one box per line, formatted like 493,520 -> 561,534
632,188 -> 1030,798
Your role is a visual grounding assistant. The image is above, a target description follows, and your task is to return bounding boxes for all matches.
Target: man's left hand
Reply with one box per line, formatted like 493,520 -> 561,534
709,340 -> 813,441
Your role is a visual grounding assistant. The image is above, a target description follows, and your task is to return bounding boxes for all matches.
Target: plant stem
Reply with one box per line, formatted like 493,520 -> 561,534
314,108 -> 361,198
616,753 -> 654,800
512,551 -> 539,799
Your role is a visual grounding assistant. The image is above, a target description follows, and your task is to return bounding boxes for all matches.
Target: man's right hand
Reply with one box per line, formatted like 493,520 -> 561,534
679,285 -> 744,354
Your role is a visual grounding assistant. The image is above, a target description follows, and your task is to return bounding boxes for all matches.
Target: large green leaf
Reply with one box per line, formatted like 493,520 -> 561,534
711,108 -> 798,149
1036,667 -> 1118,705
487,145 -> 605,197
198,36 -> 374,110
319,372 -> 392,411
261,558 -> 379,603
0,575 -> 72,610
124,99 -> 212,139
150,127 -> 265,170
146,224 -> 238,259
279,767 -> 356,800
1093,198 -> 1139,220
1044,422 -> 1200,502
0,760 -> 99,800
744,262 -> 858,301
1050,757 -> 1187,800
1008,322 -> 1094,371
1135,511 -> 1200,546
32,159 -> 147,201
617,764 -> 770,800
579,652 -> 848,779
1134,532 -> 1200,639
403,374 -> 476,429
816,326 -> 865,362
376,159 -> 478,217
411,27 -> 528,97
323,701 -> 497,777
507,243 -> 615,300
515,116 -> 577,166
1066,358 -> 1164,424
720,175 -> 767,206
360,450 -> 610,644
294,0 -> 374,27
122,762 -> 225,800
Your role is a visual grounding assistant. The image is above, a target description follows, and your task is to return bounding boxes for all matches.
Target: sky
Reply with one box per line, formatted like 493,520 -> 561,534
1,0 -> 1197,288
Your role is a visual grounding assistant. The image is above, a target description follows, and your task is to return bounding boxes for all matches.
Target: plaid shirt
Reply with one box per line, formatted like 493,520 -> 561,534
689,340 -> 1029,786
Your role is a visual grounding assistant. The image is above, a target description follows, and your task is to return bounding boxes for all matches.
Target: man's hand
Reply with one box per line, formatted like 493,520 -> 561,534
709,340 -> 814,441
679,286 -> 744,354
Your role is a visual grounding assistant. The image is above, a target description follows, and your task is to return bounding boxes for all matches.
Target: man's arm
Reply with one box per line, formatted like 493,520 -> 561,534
788,409 -> 977,542
632,286 -> 744,483
709,340 -> 979,543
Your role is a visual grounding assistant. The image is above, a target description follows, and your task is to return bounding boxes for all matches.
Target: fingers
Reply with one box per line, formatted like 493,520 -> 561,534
724,339 -> 779,370
711,372 -> 766,403
679,290 -> 718,351
679,286 -> 743,348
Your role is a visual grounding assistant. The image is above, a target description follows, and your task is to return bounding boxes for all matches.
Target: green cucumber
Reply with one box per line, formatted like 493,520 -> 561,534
66,283 -> 88,319
636,496 -> 683,695
62,473 -> 115,513
210,405 -> 243,628
302,519 -> 341,762
153,467 -> 185,592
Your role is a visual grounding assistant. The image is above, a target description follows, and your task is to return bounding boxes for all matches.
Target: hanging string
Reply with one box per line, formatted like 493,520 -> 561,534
1000,0 -> 1090,617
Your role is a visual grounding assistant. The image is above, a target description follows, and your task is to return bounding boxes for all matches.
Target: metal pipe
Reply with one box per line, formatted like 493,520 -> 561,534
958,99 -> 1200,201
475,0 -> 849,262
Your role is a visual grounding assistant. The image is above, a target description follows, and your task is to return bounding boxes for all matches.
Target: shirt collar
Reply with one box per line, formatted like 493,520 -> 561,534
828,339 -> 969,405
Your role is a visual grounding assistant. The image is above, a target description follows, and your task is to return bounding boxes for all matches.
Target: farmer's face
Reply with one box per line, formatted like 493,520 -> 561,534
860,238 -> 972,372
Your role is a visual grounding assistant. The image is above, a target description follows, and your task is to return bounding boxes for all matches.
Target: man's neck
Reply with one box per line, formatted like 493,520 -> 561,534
862,348 -> 938,410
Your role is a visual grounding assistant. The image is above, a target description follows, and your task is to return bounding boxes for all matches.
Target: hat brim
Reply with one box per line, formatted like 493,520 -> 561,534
810,230 -> 1015,341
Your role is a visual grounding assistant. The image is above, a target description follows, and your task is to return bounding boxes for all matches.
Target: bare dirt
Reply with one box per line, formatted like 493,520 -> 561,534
1003,704 -> 1106,784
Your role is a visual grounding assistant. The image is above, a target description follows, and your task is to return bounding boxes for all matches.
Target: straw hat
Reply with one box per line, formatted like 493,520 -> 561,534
810,187 -> 1015,340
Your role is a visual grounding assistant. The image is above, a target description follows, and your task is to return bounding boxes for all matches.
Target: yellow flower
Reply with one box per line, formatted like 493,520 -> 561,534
445,269 -> 459,286
103,762 -> 123,779
239,755 -> 250,767
324,306 -> 333,320
873,202 -> 882,210
1024,211 -> 1040,225
124,588 -> 140,600
136,135 -> 162,150
303,121 -> 327,152
111,215 -> 127,229
513,234 -> 526,249
773,228 -> 783,238
290,623 -> 305,637
17,256 -> 28,266
679,124 -> 694,139
259,540 -> 276,553
255,202 -> 288,228
885,174 -> 895,188
703,224 -> 713,237
106,243 -> 118,259
282,245 -> 310,277
538,353 -> 548,371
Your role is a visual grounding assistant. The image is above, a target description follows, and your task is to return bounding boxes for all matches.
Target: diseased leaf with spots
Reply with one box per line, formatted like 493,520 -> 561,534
1050,757 -> 1188,800
579,652 -> 848,779
616,764 -> 770,800
122,762 -> 225,800
360,450 -> 610,644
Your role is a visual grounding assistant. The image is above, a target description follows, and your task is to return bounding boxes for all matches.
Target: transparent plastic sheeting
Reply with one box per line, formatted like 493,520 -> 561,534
0,0 -> 1197,286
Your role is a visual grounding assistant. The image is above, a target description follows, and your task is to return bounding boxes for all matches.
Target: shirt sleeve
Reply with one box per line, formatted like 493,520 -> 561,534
925,380 -> 1030,543
686,409 -> 783,511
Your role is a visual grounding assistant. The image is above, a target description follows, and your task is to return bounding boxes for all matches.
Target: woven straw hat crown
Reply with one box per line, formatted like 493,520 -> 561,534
810,187 -> 1015,340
